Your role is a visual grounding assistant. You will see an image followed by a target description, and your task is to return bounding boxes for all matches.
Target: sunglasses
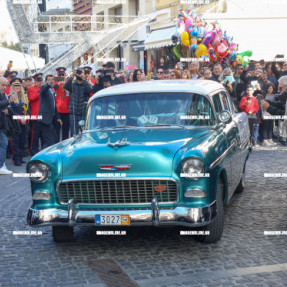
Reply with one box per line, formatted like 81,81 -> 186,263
157,72 -> 163,74
278,87 -> 284,91
170,74 -> 175,77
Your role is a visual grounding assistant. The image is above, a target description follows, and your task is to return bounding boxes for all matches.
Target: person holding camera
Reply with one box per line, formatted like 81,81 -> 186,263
0,77 -> 16,174
92,62 -> 121,94
63,68 -> 92,136
240,85 -> 259,145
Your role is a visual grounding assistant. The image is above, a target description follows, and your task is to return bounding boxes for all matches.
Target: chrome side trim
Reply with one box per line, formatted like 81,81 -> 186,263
210,142 -> 235,169
27,200 -> 217,228
56,177 -> 180,206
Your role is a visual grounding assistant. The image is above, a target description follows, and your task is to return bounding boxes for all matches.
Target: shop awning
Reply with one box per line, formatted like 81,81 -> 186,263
132,41 -> 145,52
144,26 -> 176,50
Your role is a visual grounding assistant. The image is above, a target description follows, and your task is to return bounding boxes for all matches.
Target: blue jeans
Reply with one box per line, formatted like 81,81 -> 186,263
0,129 -> 8,168
252,123 -> 259,143
69,114 -> 83,136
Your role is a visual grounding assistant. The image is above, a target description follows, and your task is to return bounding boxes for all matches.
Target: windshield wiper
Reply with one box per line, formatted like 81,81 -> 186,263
142,124 -> 186,129
98,126 -> 137,131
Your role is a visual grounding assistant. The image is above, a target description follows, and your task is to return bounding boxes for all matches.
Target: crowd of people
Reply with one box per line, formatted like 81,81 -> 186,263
0,58 -> 287,175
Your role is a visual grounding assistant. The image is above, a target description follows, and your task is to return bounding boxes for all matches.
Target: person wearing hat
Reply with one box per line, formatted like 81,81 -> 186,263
27,73 -> 43,156
63,68 -> 92,135
8,78 -> 30,166
38,76 -> 62,149
92,62 -> 121,94
54,67 -> 70,142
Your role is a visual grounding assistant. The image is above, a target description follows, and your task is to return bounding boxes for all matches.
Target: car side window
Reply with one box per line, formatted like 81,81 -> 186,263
219,92 -> 231,112
222,91 -> 236,113
213,93 -> 223,113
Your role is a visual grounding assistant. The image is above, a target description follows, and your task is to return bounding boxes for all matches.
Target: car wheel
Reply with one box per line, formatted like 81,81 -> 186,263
196,178 -> 224,243
235,164 -> 246,193
52,226 -> 74,242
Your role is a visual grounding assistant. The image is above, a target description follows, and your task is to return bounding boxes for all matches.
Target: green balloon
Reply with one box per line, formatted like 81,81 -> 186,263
238,50 -> 253,66
173,45 -> 182,60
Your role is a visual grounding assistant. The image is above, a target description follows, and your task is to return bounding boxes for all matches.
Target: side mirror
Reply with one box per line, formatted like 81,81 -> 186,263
78,120 -> 85,133
218,110 -> 232,124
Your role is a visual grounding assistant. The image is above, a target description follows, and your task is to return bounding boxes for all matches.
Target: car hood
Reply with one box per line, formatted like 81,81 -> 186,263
61,128 -> 211,179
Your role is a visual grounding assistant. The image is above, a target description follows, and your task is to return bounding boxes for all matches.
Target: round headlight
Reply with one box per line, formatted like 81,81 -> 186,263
182,158 -> 204,177
28,161 -> 50,183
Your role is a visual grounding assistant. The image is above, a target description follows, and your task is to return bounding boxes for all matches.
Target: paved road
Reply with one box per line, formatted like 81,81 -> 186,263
1,150 -> 287,287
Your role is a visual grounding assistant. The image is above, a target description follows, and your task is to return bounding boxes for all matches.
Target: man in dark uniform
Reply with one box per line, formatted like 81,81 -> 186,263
38,77 -> 62,149
54,67 -> 70,141
28,73 -> 43,156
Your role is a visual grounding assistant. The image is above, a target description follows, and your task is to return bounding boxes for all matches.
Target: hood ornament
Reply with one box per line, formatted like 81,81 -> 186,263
108,137 -> 130,148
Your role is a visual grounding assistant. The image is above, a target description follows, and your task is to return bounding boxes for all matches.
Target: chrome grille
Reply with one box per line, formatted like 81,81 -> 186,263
57,179 -> 177,204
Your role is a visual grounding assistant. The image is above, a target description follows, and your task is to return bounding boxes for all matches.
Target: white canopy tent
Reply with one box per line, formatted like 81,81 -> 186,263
0,47 -> 45,74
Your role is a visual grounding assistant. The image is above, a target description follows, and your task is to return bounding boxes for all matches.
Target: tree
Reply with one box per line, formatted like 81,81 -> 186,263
0,41 -> 22,52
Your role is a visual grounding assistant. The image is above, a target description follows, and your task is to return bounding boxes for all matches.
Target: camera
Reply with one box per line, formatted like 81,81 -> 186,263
97,69 -> 114,82
275,91 -> 287,102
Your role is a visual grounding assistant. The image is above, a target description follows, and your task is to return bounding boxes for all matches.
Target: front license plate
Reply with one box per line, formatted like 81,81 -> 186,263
95,214 -> 130,226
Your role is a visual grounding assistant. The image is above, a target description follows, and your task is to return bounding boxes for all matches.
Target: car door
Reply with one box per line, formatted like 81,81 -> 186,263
218,91 -> 241,196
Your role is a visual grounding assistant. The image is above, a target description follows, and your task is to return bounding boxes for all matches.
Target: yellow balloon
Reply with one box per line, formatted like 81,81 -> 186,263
195,44 -> 207,58
181,31 -> 190,47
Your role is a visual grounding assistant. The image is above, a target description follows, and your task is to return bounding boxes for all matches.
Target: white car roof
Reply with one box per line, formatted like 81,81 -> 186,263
89,80 -> 224,102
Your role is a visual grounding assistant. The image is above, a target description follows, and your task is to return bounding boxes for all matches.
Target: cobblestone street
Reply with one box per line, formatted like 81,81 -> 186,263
1,150 -> 287,287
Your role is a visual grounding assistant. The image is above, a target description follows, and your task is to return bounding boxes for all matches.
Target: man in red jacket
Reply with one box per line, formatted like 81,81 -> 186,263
240,85 -> 259,144
27,73 -> 43,156
54,67 -> 70,141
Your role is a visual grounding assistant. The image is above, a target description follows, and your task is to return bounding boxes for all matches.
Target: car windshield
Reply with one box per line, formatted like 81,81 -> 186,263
86,93 -> 215,130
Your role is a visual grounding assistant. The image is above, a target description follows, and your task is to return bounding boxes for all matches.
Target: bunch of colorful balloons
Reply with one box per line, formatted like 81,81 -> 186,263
172,9 -> 252,67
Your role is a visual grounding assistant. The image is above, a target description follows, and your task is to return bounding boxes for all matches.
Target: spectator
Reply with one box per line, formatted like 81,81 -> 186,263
127,71 -> 134,82
0,77 -> 16,174
253,90 -> 264,146
159,56 -> 167,70
219,68 -> 234,96
261,83 -> 276,146
265,63 -> 278,87
9,78 -> 30,166
241,64 -> 264,91
233,64 -> 246,107
169,70 -> 176,80
64,68 -> 92,136
210,63 -> 222,82
28,73 -> 43,156
173,70 -> 181,79
163,70 -> 170,80
271,60 -> 287,80
132,69 -> 142,82
156,68 -> 164,80
189,61 -> 200,79
54,67 -> 70,142
92,62 -> 122,93
181,70 -> 190,80
203,69 -> 213,80
261,76 -> 287,146
240,85 -> 259,146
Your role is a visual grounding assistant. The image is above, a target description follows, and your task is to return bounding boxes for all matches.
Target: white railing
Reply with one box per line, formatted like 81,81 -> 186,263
32,14 -> 140,33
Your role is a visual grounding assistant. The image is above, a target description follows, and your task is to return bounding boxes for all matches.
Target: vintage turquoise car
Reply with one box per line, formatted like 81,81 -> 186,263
27,80 -> 250,243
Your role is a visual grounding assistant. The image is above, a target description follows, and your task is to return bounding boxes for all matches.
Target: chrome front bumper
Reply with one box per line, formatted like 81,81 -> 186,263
27,198 -> 217,227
